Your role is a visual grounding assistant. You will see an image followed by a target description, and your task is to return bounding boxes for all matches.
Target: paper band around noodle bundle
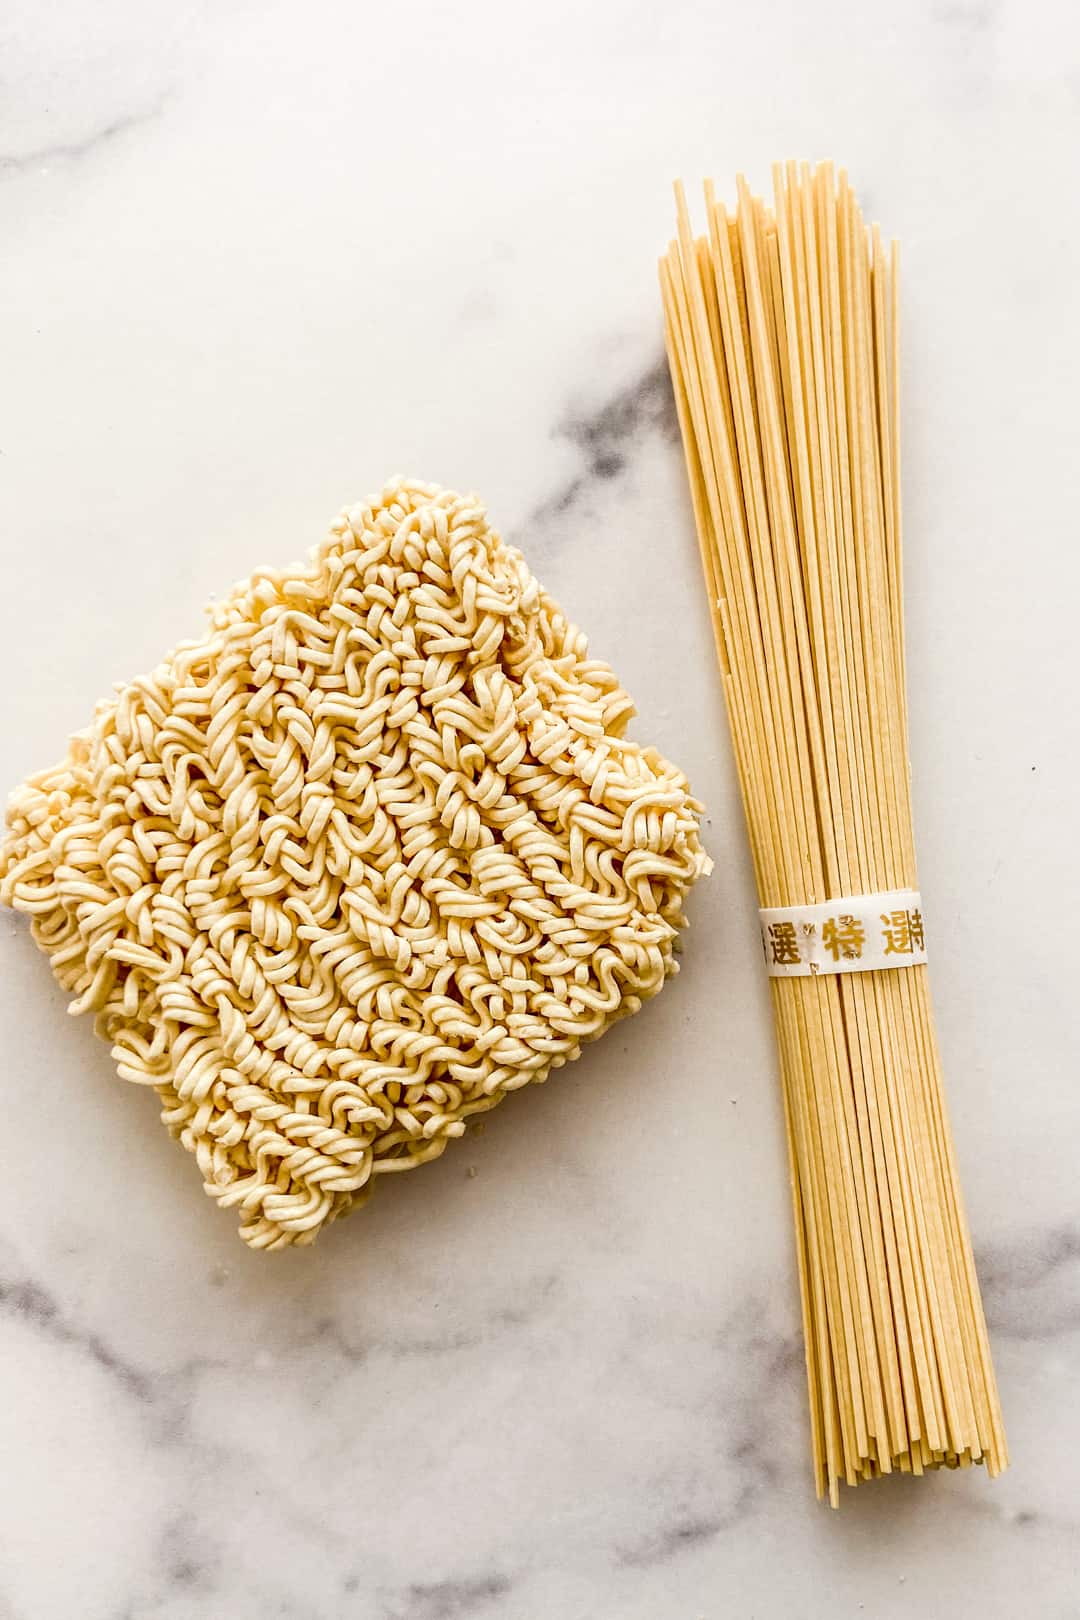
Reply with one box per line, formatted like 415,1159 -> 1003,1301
759,890 -> 927,977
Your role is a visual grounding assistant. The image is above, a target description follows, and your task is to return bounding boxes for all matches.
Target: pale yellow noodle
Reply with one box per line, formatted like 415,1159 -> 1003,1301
1,479 -> 709,1249
661,165 -> 1006,1502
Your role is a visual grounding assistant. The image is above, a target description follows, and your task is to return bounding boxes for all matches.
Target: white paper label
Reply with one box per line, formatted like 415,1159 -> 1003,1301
758,889 -> 927,977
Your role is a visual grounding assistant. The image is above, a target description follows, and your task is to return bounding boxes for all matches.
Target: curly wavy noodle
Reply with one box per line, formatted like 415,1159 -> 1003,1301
1,480 -> 710,1248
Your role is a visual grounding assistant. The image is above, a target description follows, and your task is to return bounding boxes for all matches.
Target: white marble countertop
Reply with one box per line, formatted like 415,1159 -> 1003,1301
2,2 -> 1078,1615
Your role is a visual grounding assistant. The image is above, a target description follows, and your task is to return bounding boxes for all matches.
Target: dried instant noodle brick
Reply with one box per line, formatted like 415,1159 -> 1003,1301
1,479 -> 709,1249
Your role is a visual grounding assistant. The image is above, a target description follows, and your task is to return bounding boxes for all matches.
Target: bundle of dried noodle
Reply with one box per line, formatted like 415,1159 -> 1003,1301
1,479 -> 709,1248
661,164 -> 1006,1500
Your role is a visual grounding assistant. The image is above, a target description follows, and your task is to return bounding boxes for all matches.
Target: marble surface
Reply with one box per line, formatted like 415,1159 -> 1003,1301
2,1 -> 1079,1615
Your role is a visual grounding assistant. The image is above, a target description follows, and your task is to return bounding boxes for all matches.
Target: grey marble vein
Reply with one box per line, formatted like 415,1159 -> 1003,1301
523,356 -> 679,533
155,1511 -> 223,1600
299,1313 -> 482,1364
0,1250 -> 235,1465
933,0 -> 997,28
977,1220 -> 1080,1341
378,1573 -> 513,1620
0,1268 -> 153,1402
614,1304 -> 801,1568
0,101 -> 166,178
288,1270 -> 561,1367
616,1513 -> 723,1569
